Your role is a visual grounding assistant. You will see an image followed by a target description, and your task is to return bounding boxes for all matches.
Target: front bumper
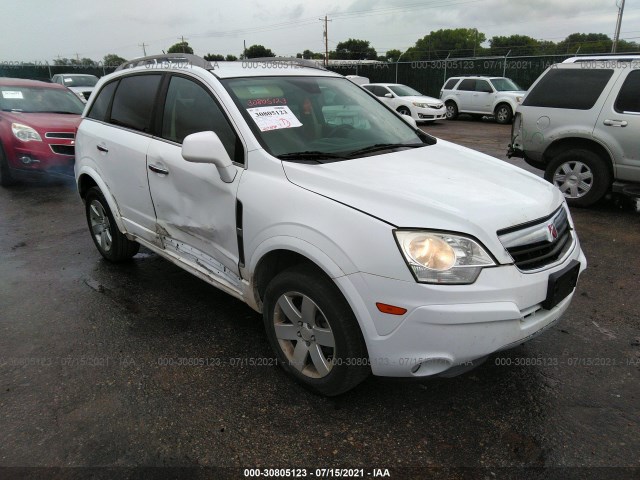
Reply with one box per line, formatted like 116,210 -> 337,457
5,141 -> 75,175
336,241 -> 586,377
415,106 -> 446,121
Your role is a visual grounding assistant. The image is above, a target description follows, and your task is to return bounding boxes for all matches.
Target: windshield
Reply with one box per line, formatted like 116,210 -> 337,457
61,75 -> 99,87
0,86 -> 85,113
490,78 -> 522,92
388,85 -> 422,97
222,76 -> 430,160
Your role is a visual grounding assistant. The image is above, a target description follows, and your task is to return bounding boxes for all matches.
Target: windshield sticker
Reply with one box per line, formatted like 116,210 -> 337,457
2,91 -> 23,99
246,97 -> 287,107
247,106 -> 302,132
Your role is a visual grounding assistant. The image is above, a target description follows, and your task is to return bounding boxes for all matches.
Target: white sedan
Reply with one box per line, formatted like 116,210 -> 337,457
362,83 -> 446,122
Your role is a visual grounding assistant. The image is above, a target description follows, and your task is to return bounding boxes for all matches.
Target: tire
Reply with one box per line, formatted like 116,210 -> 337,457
263,264 -> 370,396
397,106 -> 411,116
445,101 -> 458,120
544,149 -> 611,207
494,103 -> 513,124
85,187 -> 139,261
0,143 -> 16,187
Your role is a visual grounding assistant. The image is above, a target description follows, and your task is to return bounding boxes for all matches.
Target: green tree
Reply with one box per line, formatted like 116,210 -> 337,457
405,28 -> 486,60
103,54 -> 127,66
489,35 -> 541,56
53,58 -> 71,66
204,53 -> 225,61
385,49 -> 403,62
557,33 -> 611,54
333,38 -> 377,60
167,41 -> 194,54
225,54 -> 238,61
244,45 -> 276,58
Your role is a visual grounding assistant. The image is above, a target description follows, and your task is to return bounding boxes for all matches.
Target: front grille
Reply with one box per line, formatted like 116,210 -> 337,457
498,206 -> 573,271
49,144 -> 75,156
45,132 -> 75,139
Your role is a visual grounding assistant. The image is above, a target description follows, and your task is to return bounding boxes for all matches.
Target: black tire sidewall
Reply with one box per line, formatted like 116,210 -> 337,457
397,106 -> 411,116
544,149 -> 611,207
263,265 -> 369,396
85,187 -> 139,261
446,101 -> 458,120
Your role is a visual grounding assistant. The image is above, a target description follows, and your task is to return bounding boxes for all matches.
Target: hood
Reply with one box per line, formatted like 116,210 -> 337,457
282,139 -> 563,263
1,111 -> 81,132
401,95 -> 443,105
499,91 -> 527,97
68,86 -> 94,94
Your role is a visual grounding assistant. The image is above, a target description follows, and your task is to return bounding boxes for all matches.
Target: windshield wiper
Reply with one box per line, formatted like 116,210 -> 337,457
276,151 -> 348,163
346,143 -> 426,158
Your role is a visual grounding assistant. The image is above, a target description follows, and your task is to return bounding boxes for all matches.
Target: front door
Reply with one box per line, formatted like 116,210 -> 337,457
147,74 -> 244,284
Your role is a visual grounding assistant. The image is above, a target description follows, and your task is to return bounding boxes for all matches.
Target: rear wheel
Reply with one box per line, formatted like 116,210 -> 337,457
0,143 -> 16,187
544,149 -> 611,207
445,101 -> 458,120
85,187 -> 139,261
494,103 -> 513,124
263,264 -> 370,396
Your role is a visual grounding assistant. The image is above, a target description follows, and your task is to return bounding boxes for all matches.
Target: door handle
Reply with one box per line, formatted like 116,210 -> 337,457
148,164 -> 169,175
96,144 -> 108,153
603,119 -> 628,127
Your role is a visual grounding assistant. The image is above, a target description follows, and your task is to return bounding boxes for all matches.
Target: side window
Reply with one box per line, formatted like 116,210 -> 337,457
523,69 -> 614,110
109,74 -> 161,133
87,81 -> 118,121
458,79 -> 476,91
475,80 -> 492,92
375,86 -> 390,97
614,70 -> 640,114
444,79 -> 458,90
161,75 -> 240,163
362,85 -> 375,95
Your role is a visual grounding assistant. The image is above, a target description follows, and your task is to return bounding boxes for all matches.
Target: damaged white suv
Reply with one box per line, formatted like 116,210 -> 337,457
75,55 -> 586,395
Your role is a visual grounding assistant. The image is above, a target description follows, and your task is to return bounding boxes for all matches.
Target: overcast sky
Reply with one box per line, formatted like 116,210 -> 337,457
2,0 -> 638,62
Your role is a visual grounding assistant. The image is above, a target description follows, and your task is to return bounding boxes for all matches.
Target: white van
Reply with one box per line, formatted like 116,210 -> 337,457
75,55 -> 586,395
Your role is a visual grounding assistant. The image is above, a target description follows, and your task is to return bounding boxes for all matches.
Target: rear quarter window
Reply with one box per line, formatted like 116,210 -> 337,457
614,70 -> 640,114
443,78 -> 459,90
87,81 -> 118,121
523,68 -> 614,110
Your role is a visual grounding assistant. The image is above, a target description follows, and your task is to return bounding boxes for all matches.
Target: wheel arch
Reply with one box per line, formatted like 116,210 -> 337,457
76,167 -> 127,233
543,137 -> 614,178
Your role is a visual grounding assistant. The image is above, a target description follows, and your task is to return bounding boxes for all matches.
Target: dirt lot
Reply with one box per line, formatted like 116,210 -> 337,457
0,118 -> 638,479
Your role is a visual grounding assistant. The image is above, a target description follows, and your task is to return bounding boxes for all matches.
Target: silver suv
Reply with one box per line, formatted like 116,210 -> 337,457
439,76 -> 525,124
509,56 -> 640,207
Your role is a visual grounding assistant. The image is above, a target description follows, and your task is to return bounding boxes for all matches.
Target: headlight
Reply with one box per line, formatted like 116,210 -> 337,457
12,123 -> 42,142
412,102 -> 428,108
394,230 -> 496,284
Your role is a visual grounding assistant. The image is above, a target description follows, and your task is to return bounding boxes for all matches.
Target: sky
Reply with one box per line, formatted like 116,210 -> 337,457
1,0 -> 639,62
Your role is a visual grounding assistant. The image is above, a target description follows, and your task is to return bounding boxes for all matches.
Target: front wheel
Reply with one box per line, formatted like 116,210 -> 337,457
544,149 -> 611,207
263,265 -> 370,396
397,106 -> 411,117
445,102 -> 458,120
0,143 -> 16,187
85,187 -> 140,261
494,104 -> 513,124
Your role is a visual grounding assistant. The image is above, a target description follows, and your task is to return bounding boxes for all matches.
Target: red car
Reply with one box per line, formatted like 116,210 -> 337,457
0,77 -> 84,185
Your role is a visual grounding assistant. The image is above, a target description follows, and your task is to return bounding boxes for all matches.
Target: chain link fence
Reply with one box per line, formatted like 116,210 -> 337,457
0,63 -> 118,82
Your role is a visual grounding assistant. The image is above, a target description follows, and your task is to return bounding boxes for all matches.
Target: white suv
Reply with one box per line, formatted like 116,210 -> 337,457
440,76 -> 525,124
75,55 -> 586,395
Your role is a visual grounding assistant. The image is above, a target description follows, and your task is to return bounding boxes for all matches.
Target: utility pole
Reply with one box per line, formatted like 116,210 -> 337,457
74,52 -> 81,62
243,40 -> 247,59
612,0 -> 626,53
178,36 -> 188,53
139,42 -> 148,56
320,15 -> 332,66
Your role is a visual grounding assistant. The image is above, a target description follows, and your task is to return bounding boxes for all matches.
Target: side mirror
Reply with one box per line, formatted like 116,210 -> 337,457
181,131 -> 237,183
400,114 -> 417,128
384,92 -> 393,98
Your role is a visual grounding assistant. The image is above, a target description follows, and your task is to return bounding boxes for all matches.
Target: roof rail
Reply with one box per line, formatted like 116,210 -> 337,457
242,57 -> 327,71
563,55 -> 640,63
115,53 -> 212,71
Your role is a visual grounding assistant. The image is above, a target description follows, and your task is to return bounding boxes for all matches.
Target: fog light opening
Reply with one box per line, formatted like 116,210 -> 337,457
410,357 -> 453,376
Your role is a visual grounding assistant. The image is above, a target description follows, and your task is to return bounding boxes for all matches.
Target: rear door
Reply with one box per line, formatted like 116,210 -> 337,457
595,68 -> 640,182
80,74 -> 162,242
146,74 -> 245,282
